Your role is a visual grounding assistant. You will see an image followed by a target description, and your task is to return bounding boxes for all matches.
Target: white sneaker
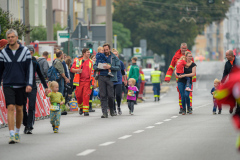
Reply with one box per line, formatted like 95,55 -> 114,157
131,112 -> 134,115
185,87 -> 193,92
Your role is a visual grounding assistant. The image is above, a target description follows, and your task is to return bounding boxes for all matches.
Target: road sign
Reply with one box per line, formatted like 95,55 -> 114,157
57,31 -> 69,46
123,48 -> 132,60
133,47 -> 142,57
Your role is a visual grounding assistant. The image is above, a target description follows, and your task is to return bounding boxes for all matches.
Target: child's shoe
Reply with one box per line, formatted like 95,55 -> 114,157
218,110 -> 222,114
213,112 -> 217,115
54,128 -> 59,133
185,87 -> 193,92
52,125 -> 55,131
9,135 -> 15,144
108,72 -> 114,77
14,133 -> 20,143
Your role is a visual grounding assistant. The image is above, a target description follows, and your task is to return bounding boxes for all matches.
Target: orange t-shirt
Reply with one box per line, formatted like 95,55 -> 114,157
230,57 -> 235,65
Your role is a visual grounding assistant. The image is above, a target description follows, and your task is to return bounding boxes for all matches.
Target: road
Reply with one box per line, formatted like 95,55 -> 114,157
0,61 -> 239,160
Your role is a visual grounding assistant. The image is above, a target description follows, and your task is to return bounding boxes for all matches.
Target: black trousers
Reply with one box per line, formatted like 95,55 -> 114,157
98,76 -> 114,114
23,87 -> 37,129
113,84 -> 122,111
128,100 -> 135,112
89,89 -> 93,110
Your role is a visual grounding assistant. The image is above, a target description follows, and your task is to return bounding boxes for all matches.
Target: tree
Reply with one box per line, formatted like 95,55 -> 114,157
0,8 -> 30,39
113,0 -> 230,71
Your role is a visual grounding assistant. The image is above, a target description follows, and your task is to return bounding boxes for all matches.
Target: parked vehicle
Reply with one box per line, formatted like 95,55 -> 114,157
142,68 -> 154,86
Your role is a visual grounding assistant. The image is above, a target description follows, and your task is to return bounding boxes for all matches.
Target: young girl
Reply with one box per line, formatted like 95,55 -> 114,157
176,55 -> 192,92
47,81 -> 65,133
211,79 -> 222,114
126,78 -> 139,115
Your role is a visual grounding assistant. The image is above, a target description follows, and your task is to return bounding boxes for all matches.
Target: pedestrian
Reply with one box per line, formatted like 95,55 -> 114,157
126,78 -> 139,115
211,79 -> 222,115
71,48 -> 95,116
89,54 -> 96,112
222,50 -> 236,83
138,66 -> 145,101
95,46 -> 114,79
112,48 -> 127,115
128,57 -> 140,104
37,51 -> 49,79
47,81 -> 64,133
0,39 -> 8,51
23,46 -> 49,134
93,43 -> 120,118
151,67 -> 162,101
54,50 -> 70,95
0,29 -> 33,144
176,51 -> 196,115
65,58 -> 74,103
165,43 -> 196,114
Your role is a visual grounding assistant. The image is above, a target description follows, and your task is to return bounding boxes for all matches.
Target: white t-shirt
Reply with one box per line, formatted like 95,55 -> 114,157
12,50 -> 16,56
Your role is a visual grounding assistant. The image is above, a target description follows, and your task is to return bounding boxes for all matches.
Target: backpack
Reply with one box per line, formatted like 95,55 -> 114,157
47,60 -> 61,81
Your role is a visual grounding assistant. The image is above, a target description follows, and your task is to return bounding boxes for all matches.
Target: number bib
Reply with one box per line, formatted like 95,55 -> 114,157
50,103 -> 60,111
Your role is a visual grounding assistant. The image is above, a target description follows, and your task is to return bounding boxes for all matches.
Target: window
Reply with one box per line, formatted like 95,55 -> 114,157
97,0 -> 106,6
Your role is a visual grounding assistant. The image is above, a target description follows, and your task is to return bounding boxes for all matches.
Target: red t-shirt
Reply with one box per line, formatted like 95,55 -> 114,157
71,59 -> 90,82
176,60 -> 187,74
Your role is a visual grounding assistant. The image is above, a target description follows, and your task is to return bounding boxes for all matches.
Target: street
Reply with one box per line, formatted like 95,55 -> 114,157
0,61 -> 239,160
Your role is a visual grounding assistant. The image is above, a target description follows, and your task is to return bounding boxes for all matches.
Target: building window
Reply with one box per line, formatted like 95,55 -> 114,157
97,0 -> 106,6
35,0 -> 39,26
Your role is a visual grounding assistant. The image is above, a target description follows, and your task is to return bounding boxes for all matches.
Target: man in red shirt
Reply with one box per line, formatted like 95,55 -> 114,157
71,48 -> 95,116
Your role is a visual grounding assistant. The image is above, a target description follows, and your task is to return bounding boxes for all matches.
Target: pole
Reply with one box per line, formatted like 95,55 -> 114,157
78,23 -> 81,55
67,0 -> 70,56
106,0 -> 113,48
46,0 -> 53,41
24,0 -> 30,45
7,0 -> 9,12
114,35 -> 117,49
91,0 -> 96,24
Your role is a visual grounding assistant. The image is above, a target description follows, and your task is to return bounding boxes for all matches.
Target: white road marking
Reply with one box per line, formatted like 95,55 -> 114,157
146,126 -> 155,129
76,149 -> 96,156
133,130 -> 144,133
160,94 -> 166,99
99,142 -> 115,146
164,119 -> 171,122
155,122 -> 163,125
118,135 -> 132,139
171,116 -> 178,118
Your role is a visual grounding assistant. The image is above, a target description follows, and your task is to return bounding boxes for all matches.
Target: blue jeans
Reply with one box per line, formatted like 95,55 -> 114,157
178,82 -> 191,110
177,73 -> 190,87
152,83 -> 160,97
58,78 -> 64,95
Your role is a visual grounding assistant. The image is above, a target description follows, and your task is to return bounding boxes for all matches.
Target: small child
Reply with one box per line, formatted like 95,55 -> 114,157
176,55 -> 192,92
95,46 -> 114,80
47,81 -> 65,133
211,79 -> 222,114
126,78 -> 139,115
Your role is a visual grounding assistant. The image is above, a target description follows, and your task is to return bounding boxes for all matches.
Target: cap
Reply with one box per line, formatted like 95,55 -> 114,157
0,39 -> 8,48
27,45 -> 35,53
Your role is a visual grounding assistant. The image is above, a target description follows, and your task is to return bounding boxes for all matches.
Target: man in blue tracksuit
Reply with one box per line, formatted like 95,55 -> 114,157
0,29 -> 33,144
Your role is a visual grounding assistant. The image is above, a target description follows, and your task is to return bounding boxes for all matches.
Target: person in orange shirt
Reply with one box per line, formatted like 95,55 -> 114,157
71,48 -> 95,116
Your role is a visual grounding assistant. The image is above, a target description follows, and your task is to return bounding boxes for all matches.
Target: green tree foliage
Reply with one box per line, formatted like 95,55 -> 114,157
0,8 -> 30,39
113,0 -> 230,71
113,21 -> 132,53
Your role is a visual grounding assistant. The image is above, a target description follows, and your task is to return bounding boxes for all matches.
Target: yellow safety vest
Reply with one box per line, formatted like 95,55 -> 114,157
140,73 -> 145,81
151,71 -> 161,83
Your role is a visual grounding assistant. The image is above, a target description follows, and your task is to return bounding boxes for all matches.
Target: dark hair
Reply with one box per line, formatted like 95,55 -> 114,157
103,43 -> 111,49
43,51 -> 49,57
56,50 -> 63,58
65,58 -> 72,68
90,55 -> 96,60
82,48 -> 89,54
131,57 -> 138,61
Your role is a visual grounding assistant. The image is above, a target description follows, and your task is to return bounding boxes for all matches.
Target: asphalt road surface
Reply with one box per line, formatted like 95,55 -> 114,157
0,61 -> 239,160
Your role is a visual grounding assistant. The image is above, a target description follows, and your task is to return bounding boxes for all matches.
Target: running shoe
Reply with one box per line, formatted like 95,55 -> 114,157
218,110 -> 222,114
79,109 -> 83,115
52,125 -> 55,131
118,108 -> 122,115
129,110 -> 131,115
179,108 -> 183,114
185,87 -> 193,92
182,109 -> 186,115
101,113 -> 108,118
131,112 -> 134,115
213,112 -> 217,115
54,128 -> 58,133
9,135 -> 15,144
84,112 -> 89,116
113,110 -> 117,116
14,133 -> 20,143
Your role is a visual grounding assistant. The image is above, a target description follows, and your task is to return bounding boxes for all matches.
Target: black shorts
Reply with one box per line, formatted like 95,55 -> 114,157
3,87 -> 27,107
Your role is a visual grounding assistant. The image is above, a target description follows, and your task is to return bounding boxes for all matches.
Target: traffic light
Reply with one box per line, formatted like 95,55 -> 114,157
208,0 -> 214,4
87,42 -> 93,54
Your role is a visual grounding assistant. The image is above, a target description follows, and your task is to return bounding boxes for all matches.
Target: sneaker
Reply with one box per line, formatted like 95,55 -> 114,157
154,97 -> 157,102
113,110 -> 117,116
95,75 -> 99,80
218,110 -> 222,114
54,128 -> 58,133
26,129 -> 32,134
84,112 -> 89,116
188,109 -> 192,114
158,97 -> 160,101
129,110 -> 131,114
185,87 -> 193,92
14,133 -> 20,143
118,108 -> 122,115
89,109 -> 95,112
213,112 -> 217,115
131,112 -> 134,115
79,109 -> 83,115
24,126 -> 28,134
230,108 -> 233,114
179,108 -> 183,114
52,125 -> 55,131
108,72 -> 114,77
110,109 -> 115,117
9,135 -> 15,144
101,114 -> 108,118
182,109 -> 186,115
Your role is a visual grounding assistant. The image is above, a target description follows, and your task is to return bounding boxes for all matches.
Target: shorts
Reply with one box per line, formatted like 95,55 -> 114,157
3,87 -> 27,107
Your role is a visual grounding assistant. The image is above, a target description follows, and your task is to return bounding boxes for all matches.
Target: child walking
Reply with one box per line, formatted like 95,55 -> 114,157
47,81 -> 65,133
127,78 -> 139,115
211,79 -> 222,114
95,46 -> 114,79
176,55 -> 192,92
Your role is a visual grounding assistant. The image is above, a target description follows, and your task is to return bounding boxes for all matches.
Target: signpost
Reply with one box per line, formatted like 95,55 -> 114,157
57,31 -> 69,46
133,47 -> 142,57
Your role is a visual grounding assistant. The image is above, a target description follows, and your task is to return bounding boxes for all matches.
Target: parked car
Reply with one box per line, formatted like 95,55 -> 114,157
142,68 -> 154,86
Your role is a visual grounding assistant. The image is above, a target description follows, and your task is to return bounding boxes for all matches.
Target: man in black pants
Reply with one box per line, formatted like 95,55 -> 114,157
23,46 -> 48,134
93,44 -> 120,118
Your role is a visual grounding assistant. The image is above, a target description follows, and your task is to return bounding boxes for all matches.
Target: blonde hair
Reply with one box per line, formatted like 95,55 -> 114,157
48,81 -> 58,90
214,79 -> 220,84
129,78 -> 136,85
179,56 -> 186,61
98,46 -> 104,52
185,51 -> 192,57
90,54 -> 96,60
112,48 -> 118,53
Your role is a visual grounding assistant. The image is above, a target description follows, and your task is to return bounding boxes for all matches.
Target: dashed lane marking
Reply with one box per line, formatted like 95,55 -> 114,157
118,135 -> 132,139
99,142 -> 115,146
133,130 -> 144,133
171,116 -> 178,118
146,126 -> 155,129
155,122 -> 163,125
76,149 -> 96,156
164,119 -> 171,122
